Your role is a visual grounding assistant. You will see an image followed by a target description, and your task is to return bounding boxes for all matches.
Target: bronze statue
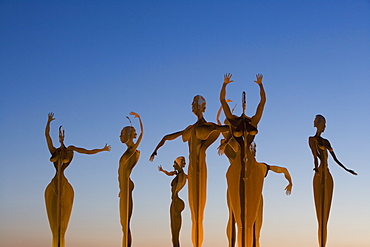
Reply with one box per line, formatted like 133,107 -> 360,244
44,113 -> 110,247
309,115 -> 357,247
158,156 -> 187,247
219,73 -> 266,247
119,112 -> 143,247
248,143 -> 292,247
150,95 -> 228,247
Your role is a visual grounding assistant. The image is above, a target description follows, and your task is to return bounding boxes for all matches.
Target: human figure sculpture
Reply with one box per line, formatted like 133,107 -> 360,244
44,113 -> 111,247
119,112 -> 143,247
158,156 -> 188,247
308,115 -> 357,247
219,73 -> 266,247
248,142 -> 292,247
150,95 -> 229,247
216,101 -> 240,247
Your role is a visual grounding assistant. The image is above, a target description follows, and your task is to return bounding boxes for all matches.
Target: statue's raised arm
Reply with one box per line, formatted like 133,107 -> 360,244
250,74 -> 266,127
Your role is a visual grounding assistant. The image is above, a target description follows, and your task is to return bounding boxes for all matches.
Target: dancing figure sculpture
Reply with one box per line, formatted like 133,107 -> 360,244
158,156 -> 188,247
248,143 -> 292,247
219,73 -> 266,247
119,112 -> 143,247
45,113 -> 110,247
309,115 -> 357,247
150,95 -> 228,247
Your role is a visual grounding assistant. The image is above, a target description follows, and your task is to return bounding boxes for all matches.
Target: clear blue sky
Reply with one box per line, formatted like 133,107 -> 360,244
1,1 -> 369,246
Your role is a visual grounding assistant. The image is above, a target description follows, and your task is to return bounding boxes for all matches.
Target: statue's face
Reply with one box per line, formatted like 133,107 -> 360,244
174,156 -> 186,170
314,115 -> 326,132
192,95 -> 206,116
120,127 -> 136,143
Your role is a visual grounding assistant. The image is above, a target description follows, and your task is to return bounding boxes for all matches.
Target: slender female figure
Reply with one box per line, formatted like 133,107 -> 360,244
119,112 -> 143,247
150,95 -> 228,247
248,143 -> 292,247
216,100 -> 241,247
45,113 -> 110,247
309,115 -> 357,247
158,156 -> 188,247
219,73 -> 266,247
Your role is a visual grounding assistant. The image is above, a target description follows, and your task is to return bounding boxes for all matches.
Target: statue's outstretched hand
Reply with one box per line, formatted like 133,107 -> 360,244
254,74 -> 263,85
130,112 -> 140,118
103,144 -> 111,152
224,73 -> 233,84
285,184 -> 292,195
149,151 -> 157,162
48,112 -> 55,122
217,140 -> 226,156
347,169 -> 357,175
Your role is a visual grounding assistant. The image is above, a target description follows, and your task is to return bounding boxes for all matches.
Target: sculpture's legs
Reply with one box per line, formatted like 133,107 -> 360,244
226,192 -> 236,247
244,160 -> 264,247
120,178 -> 134,247
253,196 -> 263,247
170,196 -> 185,247
45,177 -> 74,247
188,159 -> 207,247
313,169 -> 333,247
226,163 -> 242,247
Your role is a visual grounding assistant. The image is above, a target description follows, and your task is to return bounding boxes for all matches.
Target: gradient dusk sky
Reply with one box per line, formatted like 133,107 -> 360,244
1,1 -> 369,246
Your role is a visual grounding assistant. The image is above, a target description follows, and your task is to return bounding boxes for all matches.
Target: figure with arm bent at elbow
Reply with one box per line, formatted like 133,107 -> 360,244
150,95 -> 229,247
119,112 -> 143,247
219,73 -> 266,247
248,142 -> 293,247
308,115 -> 356,247
158,156 -> 188,247
44,113 -> 110,247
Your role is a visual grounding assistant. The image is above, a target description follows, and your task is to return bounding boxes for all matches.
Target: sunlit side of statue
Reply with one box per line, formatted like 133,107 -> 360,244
150,95 -> 228,247
119,112 -> 143,247
308,115 -> 357,247
158,156 -> 188,247
219,73 -> 266,247
44,113 -> 110,247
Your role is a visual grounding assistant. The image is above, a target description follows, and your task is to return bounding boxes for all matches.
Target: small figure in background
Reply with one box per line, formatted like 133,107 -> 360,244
158,156 -> 188,247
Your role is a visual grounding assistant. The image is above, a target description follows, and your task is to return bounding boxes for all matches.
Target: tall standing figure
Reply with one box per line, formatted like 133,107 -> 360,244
308,115 -> 357,247
119,112 -> 143,247
150,95 -> 228,247
45,113 -> 111,247
158,156 -> 188,247
219,73 -> 266,247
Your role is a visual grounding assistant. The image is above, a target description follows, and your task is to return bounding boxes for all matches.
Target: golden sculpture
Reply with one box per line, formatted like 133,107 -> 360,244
158,156 -> 188,247
119,112 -> 143,247
218,73 -> 266,247
44,113 -> 111,247
150,95 -> 229,247
309,115 -> 357,247
248,143 -> 292,247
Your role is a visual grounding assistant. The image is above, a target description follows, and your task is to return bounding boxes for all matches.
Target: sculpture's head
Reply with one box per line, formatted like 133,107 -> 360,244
58,126 -> 65,144
120,126 -> 137,144
242,91 -> 247,114
314,115 -> 326,133
192,95 -> 206,116
174,156 -> 186,170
